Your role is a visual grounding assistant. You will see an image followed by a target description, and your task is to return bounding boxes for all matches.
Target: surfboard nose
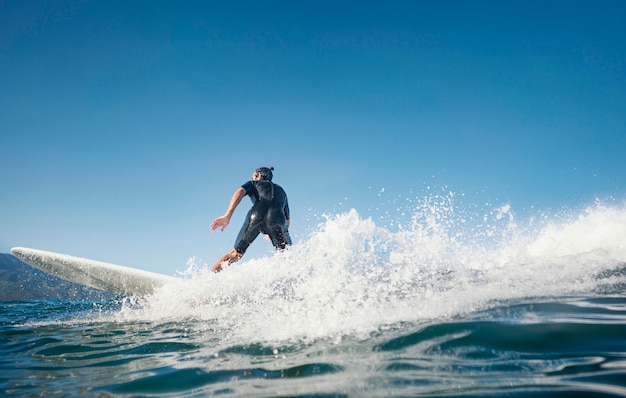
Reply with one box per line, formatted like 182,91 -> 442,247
10,246 -> 177,296
11,247 -> 28,259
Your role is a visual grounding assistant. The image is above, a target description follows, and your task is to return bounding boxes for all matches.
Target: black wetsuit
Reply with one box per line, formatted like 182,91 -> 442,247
234,180 -> 291,254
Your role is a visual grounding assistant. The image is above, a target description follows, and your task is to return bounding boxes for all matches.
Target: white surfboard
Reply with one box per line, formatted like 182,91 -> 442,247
11,247 -> 178,297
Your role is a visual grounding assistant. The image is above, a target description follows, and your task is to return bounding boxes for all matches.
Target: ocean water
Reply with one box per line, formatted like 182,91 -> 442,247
2,196 -> 626,397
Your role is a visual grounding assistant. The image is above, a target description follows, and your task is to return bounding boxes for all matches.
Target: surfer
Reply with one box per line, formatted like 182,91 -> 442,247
210,166 -> 291,272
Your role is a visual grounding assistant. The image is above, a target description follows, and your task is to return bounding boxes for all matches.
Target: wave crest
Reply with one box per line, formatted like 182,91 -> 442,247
119,196 -> 626,344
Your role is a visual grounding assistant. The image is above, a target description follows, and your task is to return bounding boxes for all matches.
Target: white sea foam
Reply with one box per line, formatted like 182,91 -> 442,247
116,195 -> 626,345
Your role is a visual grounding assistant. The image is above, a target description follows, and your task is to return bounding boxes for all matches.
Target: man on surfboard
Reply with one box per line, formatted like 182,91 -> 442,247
210,166 -> 291,272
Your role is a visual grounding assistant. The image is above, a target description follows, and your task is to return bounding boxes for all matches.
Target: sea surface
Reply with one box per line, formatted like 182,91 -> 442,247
2,199 -> 626,397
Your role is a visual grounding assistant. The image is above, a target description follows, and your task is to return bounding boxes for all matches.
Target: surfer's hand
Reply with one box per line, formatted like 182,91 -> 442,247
210,216 -> 230,231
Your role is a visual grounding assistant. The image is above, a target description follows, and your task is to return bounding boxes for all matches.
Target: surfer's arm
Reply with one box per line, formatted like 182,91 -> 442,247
210,187 -> 247,231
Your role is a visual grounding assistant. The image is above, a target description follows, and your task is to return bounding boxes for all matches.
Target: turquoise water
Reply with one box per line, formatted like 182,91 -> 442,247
2,296 -> 626,397
2,201 -> 626,396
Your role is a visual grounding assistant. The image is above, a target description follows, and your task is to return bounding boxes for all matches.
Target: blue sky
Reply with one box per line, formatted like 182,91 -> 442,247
1,1 -> 625,275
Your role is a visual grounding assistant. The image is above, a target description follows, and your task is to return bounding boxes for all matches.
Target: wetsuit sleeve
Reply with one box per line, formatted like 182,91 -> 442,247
284,196 -> 290,220
241,180 -> 254,195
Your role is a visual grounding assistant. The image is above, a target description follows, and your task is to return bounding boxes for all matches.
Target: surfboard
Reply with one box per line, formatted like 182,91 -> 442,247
11,247 -> 178,297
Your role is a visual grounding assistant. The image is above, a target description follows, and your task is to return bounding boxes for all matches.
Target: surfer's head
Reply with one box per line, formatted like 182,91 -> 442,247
253,166 -> 274,181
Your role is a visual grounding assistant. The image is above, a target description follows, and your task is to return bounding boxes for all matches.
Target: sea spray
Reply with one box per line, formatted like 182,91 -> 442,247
116,195 -> 626,346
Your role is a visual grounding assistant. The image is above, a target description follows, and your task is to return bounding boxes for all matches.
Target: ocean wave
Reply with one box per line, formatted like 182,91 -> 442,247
110,198 -> 626,346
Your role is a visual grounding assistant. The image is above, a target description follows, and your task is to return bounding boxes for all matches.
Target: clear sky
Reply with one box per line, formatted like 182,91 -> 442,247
1,0 -> 625,275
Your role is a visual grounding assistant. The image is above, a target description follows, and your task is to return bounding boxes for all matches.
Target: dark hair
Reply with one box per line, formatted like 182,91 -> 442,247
255,166 -> 274,181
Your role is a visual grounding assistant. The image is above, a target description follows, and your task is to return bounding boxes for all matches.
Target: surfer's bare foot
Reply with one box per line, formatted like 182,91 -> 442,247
211,249 -> 243,272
